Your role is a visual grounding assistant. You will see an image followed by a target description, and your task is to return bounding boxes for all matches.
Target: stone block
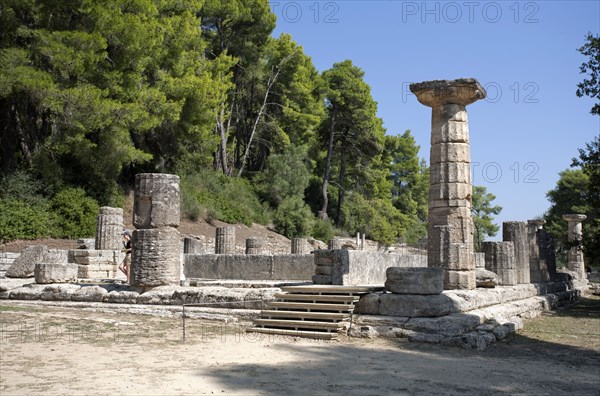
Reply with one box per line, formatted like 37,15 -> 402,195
429,182 -> 472,201
353,293 -> 380,315
133,173 -> 180,229
429,162 -> 471,184
315,265 -> 332,275
431,108 -> 470,144
131,227 -> 180,287
183,238 -> 204,254
6,245 -> 48,278
379,293 -> 457,317
444,270 -> 476,290
385,267 -> 444,294
430,142 -> 471,164
312,274 -> 332,284
34,263 -> 78,284
474,252 -> 485,268
71,286 -> 108,302
475,268 -> 498,288
314,250 -> 334,266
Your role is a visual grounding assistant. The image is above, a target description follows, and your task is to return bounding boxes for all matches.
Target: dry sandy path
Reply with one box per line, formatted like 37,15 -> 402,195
1,298 -> 599,395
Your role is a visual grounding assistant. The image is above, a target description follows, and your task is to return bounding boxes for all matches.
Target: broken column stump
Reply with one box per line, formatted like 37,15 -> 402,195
503,221 -> 530,284
215,226 -> 236,254
482,241 -> 517,286
95,206 -> 124,250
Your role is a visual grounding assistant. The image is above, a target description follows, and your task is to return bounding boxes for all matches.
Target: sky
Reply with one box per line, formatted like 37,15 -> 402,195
270,0 -> 600,239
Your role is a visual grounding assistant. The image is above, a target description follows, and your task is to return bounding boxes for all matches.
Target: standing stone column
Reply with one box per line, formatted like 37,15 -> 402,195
562,214 -> 587,279
291,238 -> 310,254
131,173 -> 181,287
95,207 -> 123,250
503,221 -> 530,284
215,226 -> 236,254
410,79 -> 486,290
527,219 -> 549,283
246,237 -> 267,255
482,241 -> 517,286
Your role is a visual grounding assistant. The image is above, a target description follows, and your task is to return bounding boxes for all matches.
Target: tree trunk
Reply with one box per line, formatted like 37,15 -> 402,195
335,135 -> 347,226
319,112 -> 336,221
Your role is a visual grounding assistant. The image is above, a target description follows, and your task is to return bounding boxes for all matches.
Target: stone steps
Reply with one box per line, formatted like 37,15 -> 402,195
248,285 -> 381,339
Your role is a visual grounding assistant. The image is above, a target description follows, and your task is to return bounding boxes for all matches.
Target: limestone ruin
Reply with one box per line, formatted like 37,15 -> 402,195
0,78 -> 595,350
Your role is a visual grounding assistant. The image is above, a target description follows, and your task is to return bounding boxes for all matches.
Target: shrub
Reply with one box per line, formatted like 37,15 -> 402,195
49,187 -> 99,239
0,198 -> 51,242
272,196 -> 314,238
311,218 -> 336,243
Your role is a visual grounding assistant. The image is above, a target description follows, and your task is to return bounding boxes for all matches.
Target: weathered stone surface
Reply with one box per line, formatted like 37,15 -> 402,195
353,293 -> 380,315
34,263 -> 79,284
444,270 -> 476,290
246,237 -> 267,255
45,249 -> 69,264
184,254 -> 314,280
379,293 -> 457,317
95,206 -> 124,250
215,226 -> 236,254
183,237 -> 204,254
104,290 -> 140,304
71,285 -> 108,302
385,267 -> 444,295
328,239 -> 343,250
291,238 -> 310,254
133,173 -> 180,229
313,250 -> 426,286
482,241 -> 517,286
315,265 -> 332,275
430,143 -> 471,164
538,229 -> 557,279
527,219 -> 550,283
40,284 -> 81,300
409,79 -> 487,108
563,214 -> 587,279
404,314 -> 481,337
6,245 -> 48,278
474,252 -> 485,268
77,238 -> 96,249
475,268 -> 498,288
312,274 -> 331,284
9,284 -> 46,300
131,227 -> 181,287
503,221 -> 530,284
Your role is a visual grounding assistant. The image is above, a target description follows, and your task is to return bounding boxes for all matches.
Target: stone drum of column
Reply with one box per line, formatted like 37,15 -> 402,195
291,238 -> 310,254
131,227 -> 180,287
527,219 -> 549,283
246,237 -> 267,255
482,241 -> 517,286
563,214 -> 587,279
503,221 -> 530,284
183,237 -> 203,254
410,79 -> 487,290
95,207 -> 123,250
133,173 -> 180,229
215,226 -> 236,254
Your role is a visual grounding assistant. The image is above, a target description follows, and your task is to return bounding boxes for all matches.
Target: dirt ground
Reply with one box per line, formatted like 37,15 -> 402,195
1,295 -> 599,395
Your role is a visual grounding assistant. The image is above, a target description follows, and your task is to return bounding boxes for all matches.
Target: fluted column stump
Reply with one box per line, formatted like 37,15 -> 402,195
95,207 -> 123,250
562,214 -> 587,279
291,238 -> 310,254
503,221 -> 530,284
410,79 -> 486,290
215,226 -> 236,254
527,219 -> 550,283
246,237 -> 267,255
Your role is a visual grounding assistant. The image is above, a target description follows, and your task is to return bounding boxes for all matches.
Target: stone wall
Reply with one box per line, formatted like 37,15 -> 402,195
183,254 -> 314,281
312,250 -> 427,286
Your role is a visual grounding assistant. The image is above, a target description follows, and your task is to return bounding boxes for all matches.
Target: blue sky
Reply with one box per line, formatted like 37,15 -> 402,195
270,0 -> 600,239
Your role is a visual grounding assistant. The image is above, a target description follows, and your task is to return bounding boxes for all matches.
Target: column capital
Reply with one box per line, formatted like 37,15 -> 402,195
410,78 -> 487,107
562,214 -> 587,223
527,219 -> 546,227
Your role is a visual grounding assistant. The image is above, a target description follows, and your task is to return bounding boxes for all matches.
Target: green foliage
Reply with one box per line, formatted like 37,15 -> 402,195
576,33 -> 600,115
49,187 -> 99,239
342,194 -> 408,246
181,171 -> 268,226
256,145 -> 312,206
471,185 -> 502,251
311,218 -> 336,242
0,198 -> 50,242
273,196 -> 314,238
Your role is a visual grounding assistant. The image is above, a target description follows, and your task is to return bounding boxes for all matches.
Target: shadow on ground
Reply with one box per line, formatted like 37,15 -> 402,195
198,297 -> 600,395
